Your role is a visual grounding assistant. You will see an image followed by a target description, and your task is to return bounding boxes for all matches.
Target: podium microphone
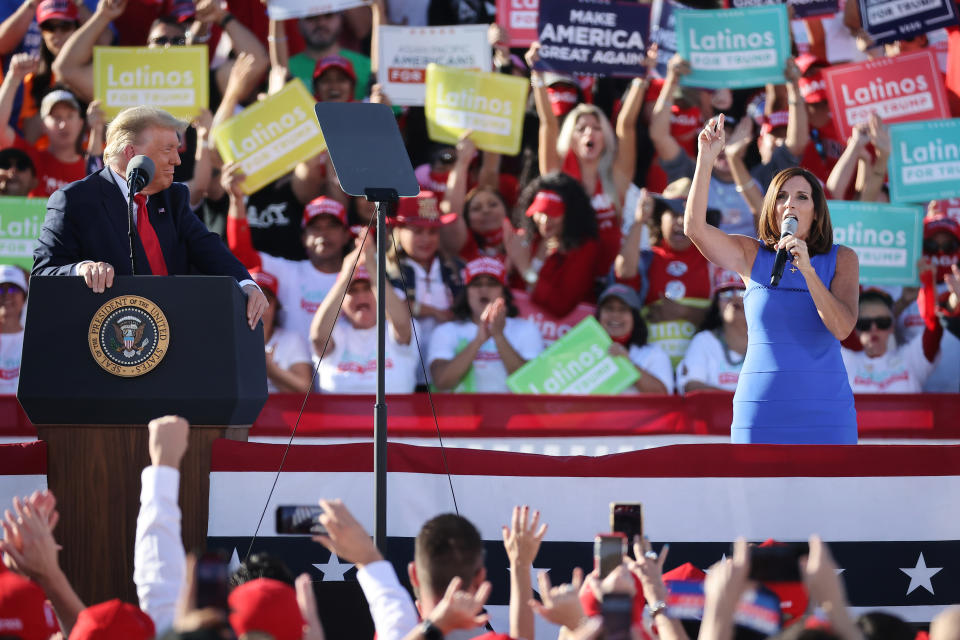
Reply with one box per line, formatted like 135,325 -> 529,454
126,155 -> 155,194
125,155 -> 155,275
770,214 -> 798,287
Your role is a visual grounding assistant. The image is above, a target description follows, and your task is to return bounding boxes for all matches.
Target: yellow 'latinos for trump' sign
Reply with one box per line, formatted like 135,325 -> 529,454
424,64 -> 529,155
94,45 -> 209,120
212,81 -> 327,195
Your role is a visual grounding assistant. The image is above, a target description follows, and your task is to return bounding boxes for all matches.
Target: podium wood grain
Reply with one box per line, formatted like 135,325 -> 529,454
36,424 -> 249,606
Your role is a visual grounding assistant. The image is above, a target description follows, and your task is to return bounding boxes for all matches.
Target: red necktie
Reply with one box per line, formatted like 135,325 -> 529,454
133,193 -> 168,276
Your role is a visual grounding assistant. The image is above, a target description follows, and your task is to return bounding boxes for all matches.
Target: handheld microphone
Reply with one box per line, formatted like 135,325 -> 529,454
770,215 -> 798,287
126,155 -> 155,195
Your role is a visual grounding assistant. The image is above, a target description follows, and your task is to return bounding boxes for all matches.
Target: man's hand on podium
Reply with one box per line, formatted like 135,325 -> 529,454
148,415 -> 189,469
78,261 -> 115,293
242,283 -> 268,330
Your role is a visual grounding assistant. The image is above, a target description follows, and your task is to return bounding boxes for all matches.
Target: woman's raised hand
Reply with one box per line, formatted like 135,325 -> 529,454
697,114 -> 726,166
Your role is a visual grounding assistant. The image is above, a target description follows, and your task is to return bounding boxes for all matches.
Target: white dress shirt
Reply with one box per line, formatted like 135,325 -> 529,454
355,560 -> 420,640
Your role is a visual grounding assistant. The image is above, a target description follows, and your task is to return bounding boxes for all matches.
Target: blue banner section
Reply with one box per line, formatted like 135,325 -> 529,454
650,0 -> 687,78
675,5 -> 790,89
535,0 -> 652,76
857,0 -> 959,46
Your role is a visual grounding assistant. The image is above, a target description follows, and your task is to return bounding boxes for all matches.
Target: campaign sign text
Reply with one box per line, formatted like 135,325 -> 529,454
675,5 -> 790,89
496,0 -> 539,46
857,0 -> 958,45
649,0 -> 688,78
0,197 -> 45,270
93,46 -> 208,119
507,316 -> 639,395
512,289 -> 596,345
824,50 -> 950,141
829,201 -> 923,285
424,64 -> 529,155
535,0 -> 652,76
212,81 -> 326,194
379,25 -> 491,107
888,119 -> 960,203
266,0 -> 366,20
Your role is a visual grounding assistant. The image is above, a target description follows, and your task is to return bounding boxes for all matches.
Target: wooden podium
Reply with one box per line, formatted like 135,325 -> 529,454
19,276 -> 267,606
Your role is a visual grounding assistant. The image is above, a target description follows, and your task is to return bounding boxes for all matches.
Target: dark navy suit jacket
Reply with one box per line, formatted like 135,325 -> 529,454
32,166 -> 250,283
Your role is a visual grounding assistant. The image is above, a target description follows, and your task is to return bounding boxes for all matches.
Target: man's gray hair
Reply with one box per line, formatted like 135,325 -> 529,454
103,107 -> 187,164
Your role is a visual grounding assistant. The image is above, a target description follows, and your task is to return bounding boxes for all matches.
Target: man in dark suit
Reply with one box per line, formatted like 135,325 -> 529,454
32,106 -> 267,329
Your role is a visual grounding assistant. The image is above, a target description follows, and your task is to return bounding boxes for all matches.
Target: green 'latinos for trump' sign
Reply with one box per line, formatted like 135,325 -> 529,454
506,316 -> 638,395
888,118 -> 960,203
829,200 -> 923,286
0,197 -> 46,270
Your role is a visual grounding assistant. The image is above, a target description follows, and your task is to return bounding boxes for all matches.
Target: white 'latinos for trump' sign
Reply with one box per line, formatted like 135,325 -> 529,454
378,25 -> 492,107
267,0 -> 367,21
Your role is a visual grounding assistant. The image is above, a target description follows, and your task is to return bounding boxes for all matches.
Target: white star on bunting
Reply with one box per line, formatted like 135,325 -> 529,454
900,553 -> 942,595
313,551 -> 355,581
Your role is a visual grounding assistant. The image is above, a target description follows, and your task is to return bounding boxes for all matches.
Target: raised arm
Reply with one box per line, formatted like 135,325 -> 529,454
723,117 -> 764,221
615,188 -> 653,280
684,115 -> 757,278
186,109 -> 213,208
52,0 -> 125,102
438,133 -> 476,255
526,42 -> 561,175
649,55 -> 689,164
311,245 -> 360,355
858,112 -> 890,203
0,53 -> 37,146
194,0 -> 268,101
267,18 -> 290,95
0,0 -> 38,55
502,505 -> 546,640
612,45 -> 656,199
826,125 -> 869,199
783,58 -> 809,158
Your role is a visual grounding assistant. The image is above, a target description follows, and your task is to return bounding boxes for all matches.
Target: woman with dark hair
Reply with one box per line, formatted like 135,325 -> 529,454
595,283 -> 673,394
428,257 -> 543,392
686,115 -> 860,444
842,261 -> 942,393
504,172 -> 599,318
676,269 -> 748,393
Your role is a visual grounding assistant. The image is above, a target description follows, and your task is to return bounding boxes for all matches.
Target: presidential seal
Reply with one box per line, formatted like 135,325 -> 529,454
88,295 -> 170,377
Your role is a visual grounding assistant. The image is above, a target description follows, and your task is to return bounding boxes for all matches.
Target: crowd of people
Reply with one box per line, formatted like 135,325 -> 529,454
0,0 -> 959,399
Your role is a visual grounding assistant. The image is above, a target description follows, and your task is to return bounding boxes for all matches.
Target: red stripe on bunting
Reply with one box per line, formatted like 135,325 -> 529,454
0,441 -> 47,474
210,439 -> 960,478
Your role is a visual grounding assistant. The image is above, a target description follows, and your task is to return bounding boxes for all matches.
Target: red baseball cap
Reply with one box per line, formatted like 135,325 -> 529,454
760,110 -> 789,135
313,55 -> 357,85
251,269 -> 279,298
0,572 -> 58,640
228,578 -> 305,640
69,599 -> 155,640
799,71 -> 828,104
663,562 -> 707,584
36,0 -> 77,25
464,256 -> 506,285
713,268 -> 745,294
924,213 -> 960,242
303,196 -> 348,228
525,190 -> 565,218
394,191 -> 457,227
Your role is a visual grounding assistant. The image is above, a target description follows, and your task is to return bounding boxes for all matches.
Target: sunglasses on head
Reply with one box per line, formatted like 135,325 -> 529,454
856,316 -> 893,331
924,237 -> 960,254
149,35 -> 186,46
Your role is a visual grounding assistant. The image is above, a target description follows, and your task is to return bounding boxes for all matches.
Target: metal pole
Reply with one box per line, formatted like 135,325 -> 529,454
374,199 -> 388,554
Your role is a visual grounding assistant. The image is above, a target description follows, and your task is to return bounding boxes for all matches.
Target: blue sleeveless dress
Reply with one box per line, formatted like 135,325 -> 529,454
732,243 -> 858,444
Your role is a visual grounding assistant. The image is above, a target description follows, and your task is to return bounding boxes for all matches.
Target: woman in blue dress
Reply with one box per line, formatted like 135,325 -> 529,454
684,115 -> 859,444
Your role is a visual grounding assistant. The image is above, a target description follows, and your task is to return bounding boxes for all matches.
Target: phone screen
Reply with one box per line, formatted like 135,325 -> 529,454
595,534 -> 626,580
275,505 -> 327,535
195,551 -> 230,610
611,503 -> 643,558
747,543 -> 809,582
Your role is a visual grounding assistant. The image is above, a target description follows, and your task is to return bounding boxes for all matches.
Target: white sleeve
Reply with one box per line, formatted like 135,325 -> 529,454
514,319 -> 546,360
134,465 -> 186,635
276,330 -> 312,368
634,344 -> 675,394
258,252 -> 298,283
676,332 -> 714,394
355,560 -> 420,640
426,322 -> 459,366
902,332 -> 938,387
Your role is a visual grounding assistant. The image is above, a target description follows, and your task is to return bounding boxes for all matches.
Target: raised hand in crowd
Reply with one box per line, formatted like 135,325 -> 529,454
827,123 -> 871,199
0,492 -> 86,634
312,498 -> 383,568
615,187 -> 654,281
52,0 -> 128,102
148,414 -> 189,468
503,505 -> 548,640
802,535 -> 865,640
214,51 -> 261,129
0,52 -> 39,146
85,99 -> 106,157
402,576 -> 493,640
859,113 -> 891,202
296,573 -> 327,640
370,83 -> 392,107
530,567 -> 587,632
187,108 -> 215,206
699,537 -> 751,640
631,537 -> 689,640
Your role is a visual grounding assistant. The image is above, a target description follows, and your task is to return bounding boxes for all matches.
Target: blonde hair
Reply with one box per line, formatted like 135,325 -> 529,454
556,104 -> 619,213
103,107 -> 187,164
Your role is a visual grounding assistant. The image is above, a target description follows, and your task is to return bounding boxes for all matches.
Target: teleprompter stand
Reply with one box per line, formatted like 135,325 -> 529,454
314,102 -> 419,552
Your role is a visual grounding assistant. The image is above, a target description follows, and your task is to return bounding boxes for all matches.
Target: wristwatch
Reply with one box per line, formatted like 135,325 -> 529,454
419,621 -> 444,640
648,600 -> 668,617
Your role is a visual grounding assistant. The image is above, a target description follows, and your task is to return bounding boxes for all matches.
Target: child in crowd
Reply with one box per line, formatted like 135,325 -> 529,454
251,270 -> 312,394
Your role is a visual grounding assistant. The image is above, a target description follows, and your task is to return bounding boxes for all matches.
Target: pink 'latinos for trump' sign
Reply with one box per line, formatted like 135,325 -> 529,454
823,49 -> 950,141
496,0 -> 539,47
